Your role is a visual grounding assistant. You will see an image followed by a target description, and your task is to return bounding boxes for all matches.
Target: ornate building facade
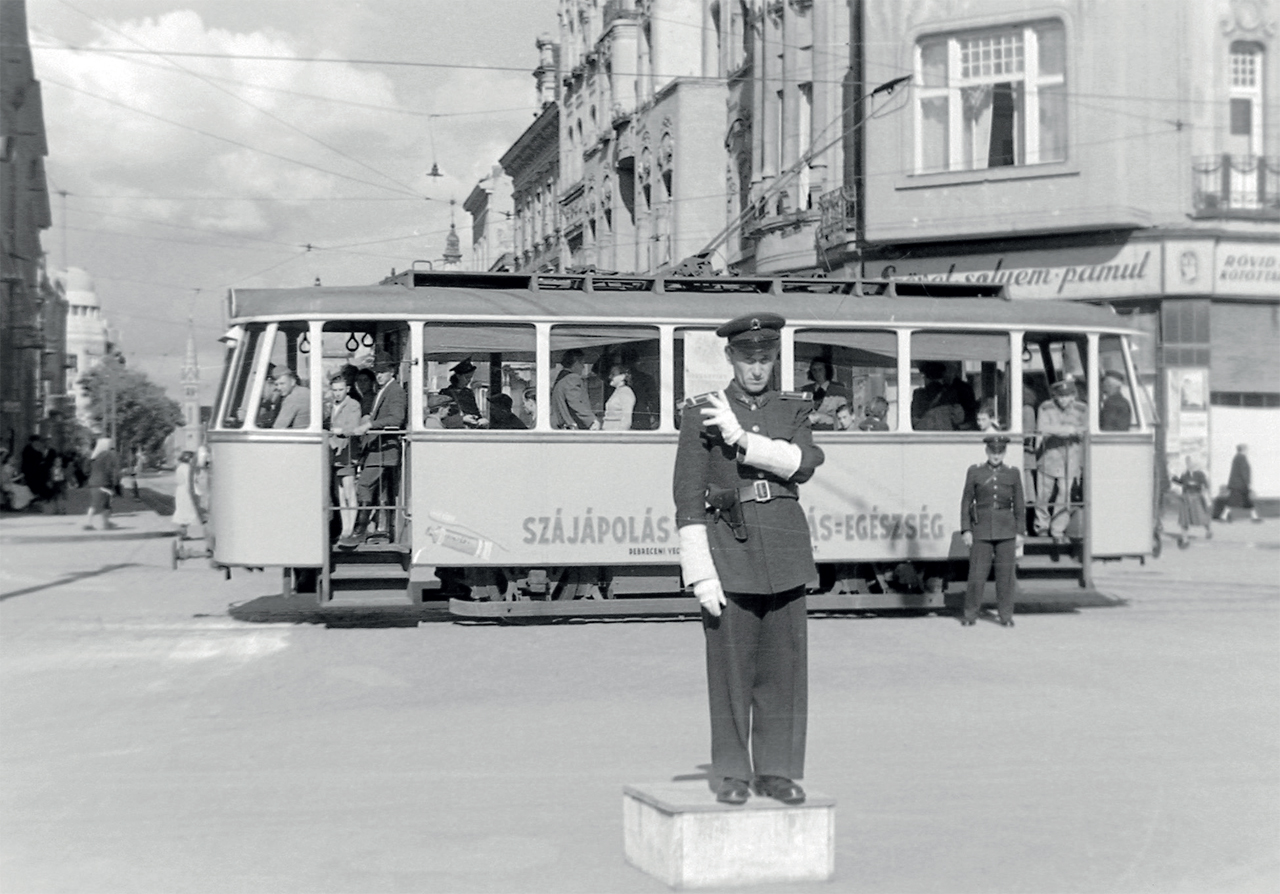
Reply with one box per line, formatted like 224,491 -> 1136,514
59,267 -> 108,428
463,165 -> 515,271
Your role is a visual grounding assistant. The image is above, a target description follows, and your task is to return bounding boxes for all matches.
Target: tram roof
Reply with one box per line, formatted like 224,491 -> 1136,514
230,272 -> 1135,331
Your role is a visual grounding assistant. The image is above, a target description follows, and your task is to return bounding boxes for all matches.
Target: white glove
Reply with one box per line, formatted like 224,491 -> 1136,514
694,579 -> 727,617
700,392 -> 743,445
678,524 -> 719,588
739,432 -> 802,478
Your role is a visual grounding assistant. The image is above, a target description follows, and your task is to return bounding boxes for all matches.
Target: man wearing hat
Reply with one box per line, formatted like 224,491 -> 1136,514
443,358 -> 485,426
960,435 -> 1026,626
1099,369 -> 1132,431
1035,379 -> 1087,542
354,354 -> 407,542
673,311 -> 825,806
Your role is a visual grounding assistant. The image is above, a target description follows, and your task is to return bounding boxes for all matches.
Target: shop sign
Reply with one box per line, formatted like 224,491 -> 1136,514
876,243 -> 1158,300
1215,242 -> 1280,296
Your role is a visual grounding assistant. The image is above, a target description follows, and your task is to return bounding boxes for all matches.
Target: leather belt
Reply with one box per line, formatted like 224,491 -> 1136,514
737,480 -> 798,503
980,501 -> 1015,511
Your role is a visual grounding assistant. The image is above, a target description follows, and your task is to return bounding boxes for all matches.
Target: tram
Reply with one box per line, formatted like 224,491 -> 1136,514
207,269 -> 1156,620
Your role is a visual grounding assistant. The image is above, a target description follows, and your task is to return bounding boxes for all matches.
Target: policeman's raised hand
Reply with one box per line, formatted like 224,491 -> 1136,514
693,579 -> 727,617
962,531 -> 974,548
700,392 -> 744,445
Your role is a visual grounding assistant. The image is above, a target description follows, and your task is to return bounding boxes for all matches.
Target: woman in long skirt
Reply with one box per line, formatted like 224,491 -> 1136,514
171,450 -> 203,538
1172,458 -> 1211,547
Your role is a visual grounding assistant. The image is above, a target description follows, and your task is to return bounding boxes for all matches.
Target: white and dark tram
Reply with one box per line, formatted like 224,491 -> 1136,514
207,269 -> 1156,621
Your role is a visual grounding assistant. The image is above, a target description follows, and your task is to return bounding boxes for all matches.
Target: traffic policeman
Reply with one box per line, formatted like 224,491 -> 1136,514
672,312 -> 824,806
960,434 -> 1026,626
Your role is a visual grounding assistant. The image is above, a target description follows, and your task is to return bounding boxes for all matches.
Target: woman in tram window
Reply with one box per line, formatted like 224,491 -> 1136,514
602,365 -> 636,431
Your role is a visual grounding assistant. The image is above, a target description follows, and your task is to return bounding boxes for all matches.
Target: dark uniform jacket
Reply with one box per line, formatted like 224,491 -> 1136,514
960,462 -> 1026,541
362,380 -> 407,467
673,381 -> 824,594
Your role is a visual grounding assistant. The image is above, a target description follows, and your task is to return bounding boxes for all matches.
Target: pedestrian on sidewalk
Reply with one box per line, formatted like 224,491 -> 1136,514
84,437 -> 121,531
48,455 -> 67,514
1172,457 -> 1212,547
1220,444 -> 1262,523
171,450 -> 203,538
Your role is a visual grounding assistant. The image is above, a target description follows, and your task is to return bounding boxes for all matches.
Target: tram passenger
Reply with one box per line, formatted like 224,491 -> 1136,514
488,393 -> 527,430
521,387 -> 537,428
1035,379 -> 1087,542
550,350 -> 600,430
975,399 -> 1000,432
960,435 -> 1025,626
328,374 -> 365,548
354,355 -> 407,542
353,367 -> 378,416
857,396 -> 890,431
255,374 -> 281,428
673,311 -> 824,807
620,348 -> 658,430
805,358 -> 850,430
911,361 -> 965,431
602,365 -> 636,431
1100,370 -> 1133,431
443,358 -> 485,427
833,403 -> 856,431
271,368 -> 311,429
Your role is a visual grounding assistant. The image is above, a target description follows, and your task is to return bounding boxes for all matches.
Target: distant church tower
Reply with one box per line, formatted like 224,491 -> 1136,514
441,199 -> 463,270
179,320 -> 202,454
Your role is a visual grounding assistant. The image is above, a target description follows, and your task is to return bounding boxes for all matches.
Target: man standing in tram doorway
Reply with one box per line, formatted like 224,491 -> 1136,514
673,312 -> 825,806
355,354 -> 407,543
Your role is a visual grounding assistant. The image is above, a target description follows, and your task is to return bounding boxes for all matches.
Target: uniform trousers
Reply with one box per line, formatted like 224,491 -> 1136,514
1035,474 -> 1075,537
965,537 -> 1017,622
703,586 -> 807,783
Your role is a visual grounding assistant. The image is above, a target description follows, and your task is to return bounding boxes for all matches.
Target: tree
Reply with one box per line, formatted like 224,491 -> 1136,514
79,356 -> 183,466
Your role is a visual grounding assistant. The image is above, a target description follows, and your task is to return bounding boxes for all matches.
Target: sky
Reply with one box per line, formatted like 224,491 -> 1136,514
24,0 -> 558,404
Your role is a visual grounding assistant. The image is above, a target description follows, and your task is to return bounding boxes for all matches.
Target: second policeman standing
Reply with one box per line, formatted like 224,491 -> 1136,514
672,312 -> 825,806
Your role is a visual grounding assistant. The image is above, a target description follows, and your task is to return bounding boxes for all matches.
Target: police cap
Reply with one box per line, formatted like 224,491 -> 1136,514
1050,379 -> 1075,396
984,434 -> 1010,451
451,357 -> 477,375
717,311 -> 785,347
1103,368 -> 1126,383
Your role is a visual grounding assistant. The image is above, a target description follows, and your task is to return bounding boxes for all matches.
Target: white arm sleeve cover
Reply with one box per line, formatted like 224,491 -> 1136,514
739,432 -> 803,479
678,524 -> 720,586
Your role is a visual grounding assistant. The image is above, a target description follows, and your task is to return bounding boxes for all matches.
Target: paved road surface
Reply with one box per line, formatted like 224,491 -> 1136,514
1,496 -> 1276,894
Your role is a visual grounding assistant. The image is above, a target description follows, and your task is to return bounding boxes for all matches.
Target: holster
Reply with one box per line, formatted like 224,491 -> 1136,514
705,485 -> 748,542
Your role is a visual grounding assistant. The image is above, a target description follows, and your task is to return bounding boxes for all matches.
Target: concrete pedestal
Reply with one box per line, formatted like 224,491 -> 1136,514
622,781 -> 835,889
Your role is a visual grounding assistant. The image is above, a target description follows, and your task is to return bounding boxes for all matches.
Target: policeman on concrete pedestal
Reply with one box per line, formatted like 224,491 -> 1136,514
960,434 -> 1026,627
672,312 -> 825,806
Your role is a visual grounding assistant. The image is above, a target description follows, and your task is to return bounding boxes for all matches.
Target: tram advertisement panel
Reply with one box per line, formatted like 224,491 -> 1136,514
410,439 -> 985,567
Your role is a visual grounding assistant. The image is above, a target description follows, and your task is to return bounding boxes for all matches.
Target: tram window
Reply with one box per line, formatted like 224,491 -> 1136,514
253,322 -> 313,429
219,324 -> 264,430
321,322 -> 409,420
1098,334 -> 1140,431
909,331 -> 1010,431
795,329 -> 898,431
423,323 -> 535,430
673,327 -> 734,430
550,325 -> 660,431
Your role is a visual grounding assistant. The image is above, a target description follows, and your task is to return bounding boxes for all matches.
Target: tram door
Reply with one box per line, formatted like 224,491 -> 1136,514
210,321 -> 327,568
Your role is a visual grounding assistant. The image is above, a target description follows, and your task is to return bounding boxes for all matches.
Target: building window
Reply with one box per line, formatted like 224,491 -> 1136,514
914,20 -> 1066,173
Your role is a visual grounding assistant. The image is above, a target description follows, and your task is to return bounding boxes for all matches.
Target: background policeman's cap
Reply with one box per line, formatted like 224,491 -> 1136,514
984,434 -> 1010,450
451,357 -> 477,375
1103,368 -> 1127,383
1051,379 -> 1075,396
372,354 -> 397,373
716,311 -> 785,346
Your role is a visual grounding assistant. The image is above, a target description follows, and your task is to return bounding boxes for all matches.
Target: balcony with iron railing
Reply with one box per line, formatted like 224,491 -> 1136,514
1192,154 -> 1280,220
815,186 -> 857,251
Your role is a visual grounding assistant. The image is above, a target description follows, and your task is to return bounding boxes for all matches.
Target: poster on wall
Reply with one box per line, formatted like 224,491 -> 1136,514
1166,367 -> 1210,481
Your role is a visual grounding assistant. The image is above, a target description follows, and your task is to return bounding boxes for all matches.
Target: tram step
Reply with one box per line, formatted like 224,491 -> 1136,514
1017,552 -> 1084,571
329,563 -> 410,580
325,586 -> 415,607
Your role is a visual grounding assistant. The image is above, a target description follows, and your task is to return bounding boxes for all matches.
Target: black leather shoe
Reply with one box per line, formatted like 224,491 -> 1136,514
753,775 -> 805,805
1000,618 -> 1015,627
961,618 -> 976,626
715,778 -> 750,805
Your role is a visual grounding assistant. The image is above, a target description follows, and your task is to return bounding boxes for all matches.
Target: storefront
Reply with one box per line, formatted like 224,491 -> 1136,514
860,234 -> 1280,507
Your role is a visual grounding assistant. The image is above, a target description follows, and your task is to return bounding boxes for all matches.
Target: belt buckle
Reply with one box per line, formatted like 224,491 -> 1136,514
752,480 -> 773,503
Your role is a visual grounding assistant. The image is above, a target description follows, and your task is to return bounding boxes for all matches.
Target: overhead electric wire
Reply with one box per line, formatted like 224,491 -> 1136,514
41,76 -> 429,198
55,0 -> 424,197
